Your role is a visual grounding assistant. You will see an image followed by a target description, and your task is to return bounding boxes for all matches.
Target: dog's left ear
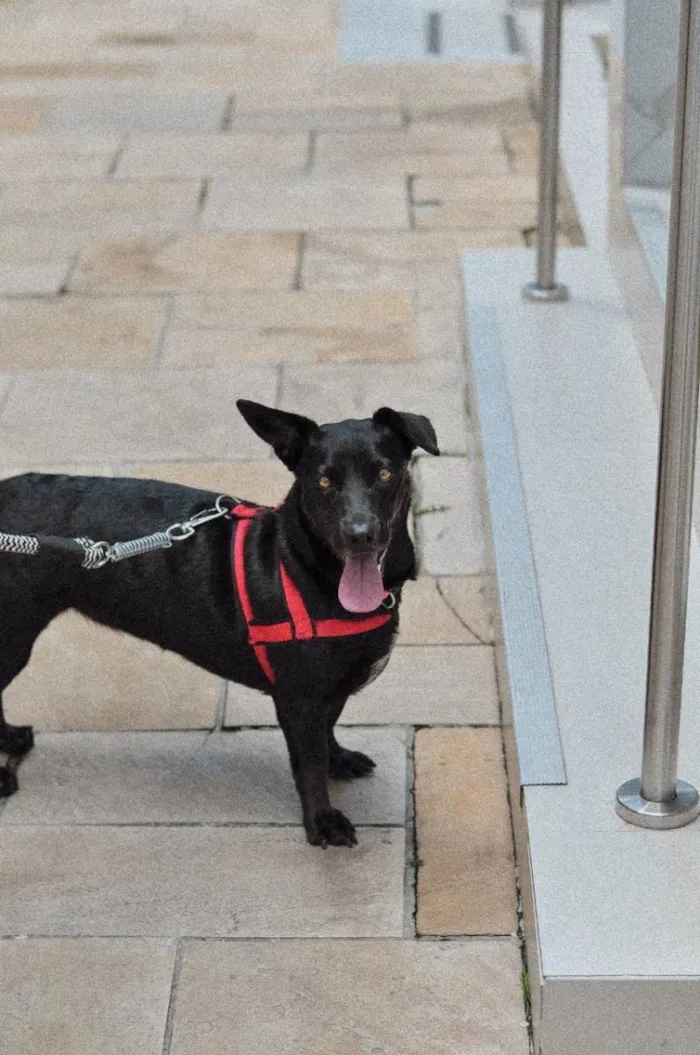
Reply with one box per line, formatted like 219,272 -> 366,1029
372,407 -> 440,456
237,400 -> 320,471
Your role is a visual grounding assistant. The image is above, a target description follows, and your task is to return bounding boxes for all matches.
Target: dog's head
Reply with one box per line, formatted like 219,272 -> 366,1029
237,400 -> 439,612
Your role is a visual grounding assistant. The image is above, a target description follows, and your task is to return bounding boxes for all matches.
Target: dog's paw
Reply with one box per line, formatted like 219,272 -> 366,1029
305,808 -> 358,848
329,747 -> 376,780
0,724 -> 34,757
0,766 -> 18,797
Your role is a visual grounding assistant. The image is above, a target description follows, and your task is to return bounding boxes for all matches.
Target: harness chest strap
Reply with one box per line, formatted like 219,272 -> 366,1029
230,503 -> 393,685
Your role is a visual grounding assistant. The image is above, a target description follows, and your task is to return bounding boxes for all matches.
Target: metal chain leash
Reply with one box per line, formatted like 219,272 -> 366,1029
0,494 -> 234,570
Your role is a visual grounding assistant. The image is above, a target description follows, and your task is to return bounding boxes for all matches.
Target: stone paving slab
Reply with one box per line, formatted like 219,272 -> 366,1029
0,134 -> 120,180
399,574 -> 482,645
0,295 -> 167,369
278,359 -> 469,455
43,91 -> 230,132
1,728 -> 408,826
118,460 -> 293,506
0,97 -> 47,133
232,107 -> 404,132
226,645 -> 499,726
201,171 -> 410,232
414,455 -> 487,575
0,938 -> 176,1055
0,179 -> 201,232
415,728 -> 517,935
0,365 -> 278,463
0,826 -> 405,937
116,132 -> 309,179
0,261 -> 69,295
316,123 -> 509,178
162,290 -> 415,366
169,938 -> 529,1055
3,612 -> 222,733
72,231 -> 300,294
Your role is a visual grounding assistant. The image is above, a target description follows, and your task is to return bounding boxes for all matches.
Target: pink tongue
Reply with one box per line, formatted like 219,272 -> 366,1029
338,554 -> 387,613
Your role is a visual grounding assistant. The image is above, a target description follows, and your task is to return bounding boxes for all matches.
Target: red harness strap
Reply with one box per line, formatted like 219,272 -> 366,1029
230,503 -> 392,685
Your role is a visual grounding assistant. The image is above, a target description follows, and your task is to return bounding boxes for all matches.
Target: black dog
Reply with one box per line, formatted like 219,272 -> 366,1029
0,400 -> 439,847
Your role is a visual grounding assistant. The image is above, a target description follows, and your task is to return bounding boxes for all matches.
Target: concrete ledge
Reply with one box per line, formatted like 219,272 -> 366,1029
463,246 -> 700,1055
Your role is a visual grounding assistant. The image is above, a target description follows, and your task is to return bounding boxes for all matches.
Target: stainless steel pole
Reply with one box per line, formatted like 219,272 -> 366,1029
522,0 -> 569,302
616,0 -> 700,830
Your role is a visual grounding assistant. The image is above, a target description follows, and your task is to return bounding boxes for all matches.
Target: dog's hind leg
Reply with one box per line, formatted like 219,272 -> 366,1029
0,612 -> 55,796
326,696 -> 376,780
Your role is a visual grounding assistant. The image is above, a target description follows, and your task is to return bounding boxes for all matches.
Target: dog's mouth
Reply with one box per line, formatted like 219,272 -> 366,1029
338,551 -> 388,613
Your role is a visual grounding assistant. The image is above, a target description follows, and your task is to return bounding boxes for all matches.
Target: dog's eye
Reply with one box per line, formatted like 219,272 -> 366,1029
318,476 -> 333,489
378,468 -> 393,483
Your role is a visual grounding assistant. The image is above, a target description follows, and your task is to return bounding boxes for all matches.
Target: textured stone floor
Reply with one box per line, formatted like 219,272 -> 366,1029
0,0 -> 582,1051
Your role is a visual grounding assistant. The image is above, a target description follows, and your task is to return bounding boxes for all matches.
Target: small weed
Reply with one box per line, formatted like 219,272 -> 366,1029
520,969 -> 532,1015
407,854 -> 424,869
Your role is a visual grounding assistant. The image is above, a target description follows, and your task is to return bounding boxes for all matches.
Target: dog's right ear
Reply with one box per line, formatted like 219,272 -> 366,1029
237,401 -> 320,471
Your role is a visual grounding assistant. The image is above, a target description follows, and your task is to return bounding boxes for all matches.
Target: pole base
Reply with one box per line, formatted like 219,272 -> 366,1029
615,778 -> 700,829
521,281 -> 569,303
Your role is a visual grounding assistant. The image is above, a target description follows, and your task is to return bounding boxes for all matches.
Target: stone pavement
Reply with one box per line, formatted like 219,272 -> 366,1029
0,1 -> 582,1052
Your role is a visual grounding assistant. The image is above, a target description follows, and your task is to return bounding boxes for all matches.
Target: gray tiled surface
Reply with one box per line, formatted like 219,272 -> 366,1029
0,367 -> 278,463
279,359 -> 468,455
169,938 -> 528,1055
1,728 -> 408,825
415,455 -> 487,574
0,826 -> 405,937
226,645 -> 499,726
0,938 -> 176,1055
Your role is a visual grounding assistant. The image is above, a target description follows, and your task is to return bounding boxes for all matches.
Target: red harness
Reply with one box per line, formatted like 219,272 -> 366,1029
230,502 -> 393,685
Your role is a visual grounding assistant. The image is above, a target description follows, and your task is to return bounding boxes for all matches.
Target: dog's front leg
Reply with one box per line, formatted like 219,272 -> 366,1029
273,694 -> 357,848
326,696 -> 376,780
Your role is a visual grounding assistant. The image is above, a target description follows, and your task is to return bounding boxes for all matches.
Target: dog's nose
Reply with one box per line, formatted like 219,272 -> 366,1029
343,519 -> 377,550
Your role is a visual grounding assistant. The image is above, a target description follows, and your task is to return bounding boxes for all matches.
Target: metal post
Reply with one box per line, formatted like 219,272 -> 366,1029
616,0 -> 700,830
522,0 -> 569,302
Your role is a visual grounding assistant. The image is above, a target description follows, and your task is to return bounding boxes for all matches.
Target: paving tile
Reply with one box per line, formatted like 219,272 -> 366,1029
201,171 -> 409,232
226,645 -> 499,726
415,728 -> 517,935
316,123 -> 509,177
0,61 -> 149,81
327,62 -> 528,101
0,134 -> 120,179
163,325 -> 414,366
0,97 -> 47,133
170,938 -> 528,1055
414,456 -> 487,574
0,826 -> 405,936
414,174 -> 538,229
0,180 -> 201,232
0,296 -> 166,368
119,460 -> 293,506
399,575 -> 480,645
279,359 -> 468,455
163,290 -> 415,366
415,307 -> 464,360
44,92 -> 229,132
438,575 -> 494,645
2,728 -> 407,825
0,262 -> 69,295
72,232 -> 300,293
302,230 -> 513,304
0,938 -> 176,1055
0,226 -> 81,265
154,56 -> 327,98
0,364 -> 278,463
3,612 -> 222,733
232,108 -> 403,132
116,132 -> 308,178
